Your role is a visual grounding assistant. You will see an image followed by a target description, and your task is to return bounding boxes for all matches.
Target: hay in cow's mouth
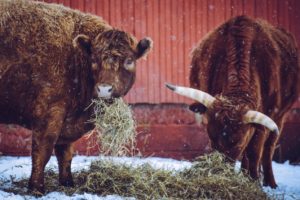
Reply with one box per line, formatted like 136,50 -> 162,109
89,98 -> 137,156
3,152 -> 275,199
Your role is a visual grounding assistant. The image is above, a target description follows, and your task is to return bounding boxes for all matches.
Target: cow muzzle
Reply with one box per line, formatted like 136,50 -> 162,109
96,84 -> 113,98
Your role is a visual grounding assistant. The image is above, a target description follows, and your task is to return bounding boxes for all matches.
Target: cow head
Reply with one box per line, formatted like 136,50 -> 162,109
73,29 -> 153,99
165,83 -> 279,160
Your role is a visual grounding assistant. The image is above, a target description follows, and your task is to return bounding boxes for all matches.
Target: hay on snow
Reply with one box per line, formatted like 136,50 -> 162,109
2,152 -> 273,200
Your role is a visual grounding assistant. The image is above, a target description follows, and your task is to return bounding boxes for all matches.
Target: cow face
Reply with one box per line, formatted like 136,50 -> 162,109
205,98 -> 254,160
73,30 -> 152,99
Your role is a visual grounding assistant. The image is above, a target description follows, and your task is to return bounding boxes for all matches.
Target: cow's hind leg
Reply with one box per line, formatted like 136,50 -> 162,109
55,143 -> 74,187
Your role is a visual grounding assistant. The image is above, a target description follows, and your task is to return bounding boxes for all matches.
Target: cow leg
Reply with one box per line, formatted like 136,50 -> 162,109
262,119 -> 283,188
55,143 -> 74,187
262,133 -> 278,188
28,102 -> 66,194
245,128 -> 267,180
241,153 -> 249,172
29,129 -> 59,194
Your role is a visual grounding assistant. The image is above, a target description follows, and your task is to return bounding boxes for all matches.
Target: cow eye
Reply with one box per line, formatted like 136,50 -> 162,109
124,58 -> 135,71
125,58 -> 133,65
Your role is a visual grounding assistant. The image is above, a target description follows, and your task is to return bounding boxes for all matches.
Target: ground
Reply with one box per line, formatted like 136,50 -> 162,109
0,155 -> 299,199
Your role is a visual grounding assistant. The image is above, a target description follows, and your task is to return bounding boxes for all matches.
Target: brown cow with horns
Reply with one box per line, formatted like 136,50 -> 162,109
166,15 -> 299,188
0,0 -> 152,194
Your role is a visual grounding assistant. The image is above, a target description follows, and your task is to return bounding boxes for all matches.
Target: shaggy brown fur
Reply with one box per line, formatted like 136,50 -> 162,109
189,15 -> 299,188
0,0 -> 152,194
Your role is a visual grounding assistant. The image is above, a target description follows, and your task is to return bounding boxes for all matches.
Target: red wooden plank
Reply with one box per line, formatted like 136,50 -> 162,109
177,0 -> 185,102
190,0 -> 197,84
70,0 -> 78,10
195,0 -> 202,39
120,0 -> 134,33
207,0 -> 214,32
225,0 -> 232,20
152,0 -> 161,103
84,0 -> 91,13
214,0 -> 226,27
159,0 -> 167,102
141,0 -> 149,102
165,0 -> 172,102
267,0 -> 278,25
69,0 -> 79,11
170,0 -> 178,102
110,0 -> 122,28
62,0 -> 71,7
244,0 -> 255,17
133,0 -> 148,102
255,0 -> 267,19
96,0 -> 109,21
109,0 -> 116,26
288,0 -> 296,35
231,0 -> 244,16
146,0 -> 154,102
277,0 -> 290,31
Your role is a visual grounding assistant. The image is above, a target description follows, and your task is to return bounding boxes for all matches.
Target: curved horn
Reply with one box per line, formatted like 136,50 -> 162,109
165,83 -> 216,108
243,110 -> 279,135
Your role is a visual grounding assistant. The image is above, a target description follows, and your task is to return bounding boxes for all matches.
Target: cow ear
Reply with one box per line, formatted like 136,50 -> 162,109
189,102 -> 207,114
136,37 -> 153,60
73,34 -> 91,54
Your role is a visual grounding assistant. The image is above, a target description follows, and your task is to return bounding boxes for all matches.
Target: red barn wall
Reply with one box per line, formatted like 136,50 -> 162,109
42,0 -> 300,104
1,0 -> 300,161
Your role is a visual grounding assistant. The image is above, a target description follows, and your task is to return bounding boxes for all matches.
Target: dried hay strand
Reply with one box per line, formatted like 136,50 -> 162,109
2,152 -> 274,199
89,98 -> 137,156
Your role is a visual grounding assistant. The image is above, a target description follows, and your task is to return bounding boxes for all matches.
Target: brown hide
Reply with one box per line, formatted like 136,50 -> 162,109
189,16 -> 300,188
0,0 -> 151,193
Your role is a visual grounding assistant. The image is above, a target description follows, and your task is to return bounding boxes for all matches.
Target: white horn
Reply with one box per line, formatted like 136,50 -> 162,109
165,83 -> 216,108
243,110 -> 279,135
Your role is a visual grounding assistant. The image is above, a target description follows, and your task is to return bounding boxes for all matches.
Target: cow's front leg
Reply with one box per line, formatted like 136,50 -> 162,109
262,117 -> 283,188
241,153 -> 249,172
28,103 -> 66,194
245,128 -> 267,180
262,133 -> 278,188
55,143 -> 74,187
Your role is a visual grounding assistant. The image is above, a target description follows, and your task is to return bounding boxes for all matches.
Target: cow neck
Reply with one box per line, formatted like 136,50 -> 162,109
225,18 -> 256,105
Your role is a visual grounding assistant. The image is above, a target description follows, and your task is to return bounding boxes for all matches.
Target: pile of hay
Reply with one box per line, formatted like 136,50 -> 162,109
90,98 -> 137,156
4,152 -> 272,199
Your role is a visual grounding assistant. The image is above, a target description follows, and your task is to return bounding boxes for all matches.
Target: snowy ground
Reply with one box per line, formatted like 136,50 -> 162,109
0,155 -> 299,200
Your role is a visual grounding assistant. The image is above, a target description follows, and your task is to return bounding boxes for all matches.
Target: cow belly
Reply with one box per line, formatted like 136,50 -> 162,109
0,62 -> 35,126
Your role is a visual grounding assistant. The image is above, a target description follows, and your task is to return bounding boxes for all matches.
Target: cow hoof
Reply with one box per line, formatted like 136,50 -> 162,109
59,179 -> 74,187
28,183 -> 45,196
263,181 -> 278,189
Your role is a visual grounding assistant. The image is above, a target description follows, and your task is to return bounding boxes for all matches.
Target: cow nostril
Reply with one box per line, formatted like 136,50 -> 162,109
108,88 -> 112,92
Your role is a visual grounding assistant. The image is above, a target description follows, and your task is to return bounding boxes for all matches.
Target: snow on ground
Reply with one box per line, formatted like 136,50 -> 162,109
0,155 -> 299,199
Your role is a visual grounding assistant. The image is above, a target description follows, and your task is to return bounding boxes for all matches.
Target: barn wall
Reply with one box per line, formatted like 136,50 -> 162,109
41,0 -> 300,104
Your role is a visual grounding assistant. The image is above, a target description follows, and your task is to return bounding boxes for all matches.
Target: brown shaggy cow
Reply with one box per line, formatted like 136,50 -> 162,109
0,0 -> 152,193
166,15 -> 299,188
